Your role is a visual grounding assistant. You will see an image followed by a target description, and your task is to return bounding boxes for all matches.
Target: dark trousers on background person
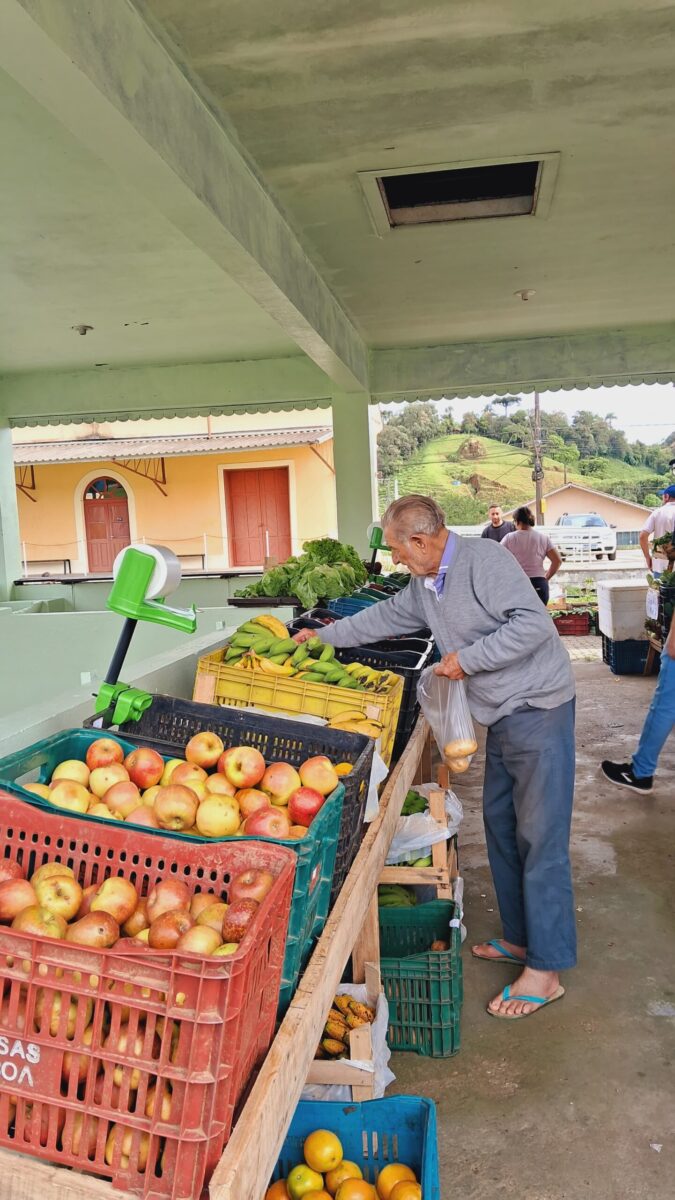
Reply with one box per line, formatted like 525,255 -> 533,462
530,576 -> 549,605
482,699 -> 577,971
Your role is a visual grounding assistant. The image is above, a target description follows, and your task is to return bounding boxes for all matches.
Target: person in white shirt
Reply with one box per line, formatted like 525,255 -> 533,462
640,485 -> 675,576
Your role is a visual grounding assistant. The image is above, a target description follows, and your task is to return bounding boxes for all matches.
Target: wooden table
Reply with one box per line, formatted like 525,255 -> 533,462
0,716 -> 430,1200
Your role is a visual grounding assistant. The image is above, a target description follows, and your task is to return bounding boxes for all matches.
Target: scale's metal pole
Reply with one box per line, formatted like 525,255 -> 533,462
104,618 -> 138,686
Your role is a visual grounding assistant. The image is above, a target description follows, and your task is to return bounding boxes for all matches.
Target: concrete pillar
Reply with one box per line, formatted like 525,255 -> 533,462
0,417 -> 21,600
332,393 -> 378,554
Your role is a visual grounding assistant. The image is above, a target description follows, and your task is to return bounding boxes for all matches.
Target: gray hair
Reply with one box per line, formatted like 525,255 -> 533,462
382,494 -> 446,542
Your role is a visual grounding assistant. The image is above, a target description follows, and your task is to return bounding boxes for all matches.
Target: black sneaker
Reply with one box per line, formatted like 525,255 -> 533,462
601,761 -> 653,793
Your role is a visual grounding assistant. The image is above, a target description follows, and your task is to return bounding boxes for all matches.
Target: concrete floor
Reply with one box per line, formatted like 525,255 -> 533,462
390,661 -> 675,1199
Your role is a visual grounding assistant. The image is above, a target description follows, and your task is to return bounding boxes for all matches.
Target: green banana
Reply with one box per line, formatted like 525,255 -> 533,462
325,666 -> 347,683
320,644 -> 336,662
307,637 -> 323,652
236,621 -> 267,636
267,637 -> 298,656
268,653 -> 292,665
302,673 -> 327,684
291,643 -> 311,667
336,677 -> 360,689
251,636 -> 275,654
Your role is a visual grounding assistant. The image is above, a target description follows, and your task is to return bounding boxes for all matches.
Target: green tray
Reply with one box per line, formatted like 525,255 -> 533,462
379,900 -> 462,1057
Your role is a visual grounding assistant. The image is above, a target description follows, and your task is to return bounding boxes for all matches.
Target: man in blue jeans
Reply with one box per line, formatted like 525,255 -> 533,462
294,494 -> 577,1021
601,616 -> 675,791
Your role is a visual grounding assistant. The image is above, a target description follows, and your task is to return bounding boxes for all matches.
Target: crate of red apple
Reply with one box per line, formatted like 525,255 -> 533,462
0,792 -> 295,1199
0,717 -> 370,1011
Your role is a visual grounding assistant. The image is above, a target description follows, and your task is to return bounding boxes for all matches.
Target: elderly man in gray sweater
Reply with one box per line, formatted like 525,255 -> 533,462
295,494 -> 577,1021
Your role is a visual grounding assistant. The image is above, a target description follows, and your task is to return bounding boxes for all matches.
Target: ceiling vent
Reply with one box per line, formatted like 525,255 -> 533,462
358,154 -> 559,236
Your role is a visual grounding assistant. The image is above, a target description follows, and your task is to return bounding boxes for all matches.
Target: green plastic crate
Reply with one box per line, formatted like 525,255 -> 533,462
0,727 -> 345,1014
379,900 -> 462,1057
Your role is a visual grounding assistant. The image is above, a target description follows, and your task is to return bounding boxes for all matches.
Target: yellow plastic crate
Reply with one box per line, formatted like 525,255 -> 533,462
193,649 -> 404,766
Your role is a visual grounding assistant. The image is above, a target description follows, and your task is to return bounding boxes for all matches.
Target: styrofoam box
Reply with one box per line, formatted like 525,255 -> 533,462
597,580 -> 649,641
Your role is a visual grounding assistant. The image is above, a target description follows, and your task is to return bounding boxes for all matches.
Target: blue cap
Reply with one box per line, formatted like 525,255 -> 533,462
658,483 -> 675,497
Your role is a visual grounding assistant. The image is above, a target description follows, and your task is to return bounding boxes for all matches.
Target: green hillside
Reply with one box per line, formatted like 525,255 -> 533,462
379,434 -> 656,524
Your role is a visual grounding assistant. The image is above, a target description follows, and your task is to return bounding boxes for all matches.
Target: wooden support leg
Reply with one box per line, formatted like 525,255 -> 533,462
352,894 -> 380,983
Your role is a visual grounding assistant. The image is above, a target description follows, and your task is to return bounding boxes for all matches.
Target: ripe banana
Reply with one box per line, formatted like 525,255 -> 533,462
250,614 -> 289,640
259,659 -> 295,676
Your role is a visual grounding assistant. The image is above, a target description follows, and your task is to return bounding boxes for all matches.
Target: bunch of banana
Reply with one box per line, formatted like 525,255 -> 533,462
378,883 -> 417,907
338,662 -> 399,694
314,994 -> 376,1059
326,711 -> 385,739
225,614 -> 297,669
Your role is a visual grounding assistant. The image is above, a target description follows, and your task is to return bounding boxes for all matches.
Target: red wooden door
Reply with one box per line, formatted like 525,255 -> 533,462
84,480 -> 131,573
224,468 -> 292,567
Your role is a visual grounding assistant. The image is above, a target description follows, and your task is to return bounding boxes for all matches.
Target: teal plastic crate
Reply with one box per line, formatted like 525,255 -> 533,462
0,727 -> 344,1013
272,1096 -> 440,1199
379,900 -> 463,1057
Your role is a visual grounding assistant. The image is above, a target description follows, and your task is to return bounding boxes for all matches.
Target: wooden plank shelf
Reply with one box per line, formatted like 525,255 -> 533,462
0,717 -> 430,1200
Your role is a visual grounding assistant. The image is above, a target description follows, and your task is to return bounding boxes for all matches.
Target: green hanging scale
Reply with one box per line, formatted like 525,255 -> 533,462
95,544 -> 197,726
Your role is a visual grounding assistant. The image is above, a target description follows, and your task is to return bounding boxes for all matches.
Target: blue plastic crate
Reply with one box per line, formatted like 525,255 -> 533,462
601,635 -> 658,676
328,596 -> 380,617
271,1096 -> 440,1199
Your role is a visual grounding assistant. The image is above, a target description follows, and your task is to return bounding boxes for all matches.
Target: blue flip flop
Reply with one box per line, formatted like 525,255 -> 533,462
487,982 -> 565,1020
471,939 -> 525,964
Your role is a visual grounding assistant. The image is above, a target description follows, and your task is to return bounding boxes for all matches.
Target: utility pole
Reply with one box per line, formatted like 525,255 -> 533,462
532,390 -> 544,524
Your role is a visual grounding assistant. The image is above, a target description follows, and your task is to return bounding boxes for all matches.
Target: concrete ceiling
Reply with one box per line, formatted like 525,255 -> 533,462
140,0 -> 675,348
0,67 -> 299,372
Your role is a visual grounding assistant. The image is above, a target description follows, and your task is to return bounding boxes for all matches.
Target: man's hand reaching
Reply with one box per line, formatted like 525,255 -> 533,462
292,628 -> 317,645
434,652 -> 466,681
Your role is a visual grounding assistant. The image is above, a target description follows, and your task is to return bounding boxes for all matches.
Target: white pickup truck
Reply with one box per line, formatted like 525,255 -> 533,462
551,513 -> 618,561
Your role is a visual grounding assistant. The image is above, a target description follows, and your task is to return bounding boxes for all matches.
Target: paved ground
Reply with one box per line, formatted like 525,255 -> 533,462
390,661 -> 675,1199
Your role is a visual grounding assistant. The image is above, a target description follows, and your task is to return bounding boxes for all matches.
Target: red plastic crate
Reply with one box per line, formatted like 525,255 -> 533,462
552,612 -> 591,636
0,791 -> 295,1200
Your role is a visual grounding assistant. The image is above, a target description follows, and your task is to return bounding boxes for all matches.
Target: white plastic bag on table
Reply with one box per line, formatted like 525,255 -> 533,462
417,666 -> 478,776
300,982 -> 394,1102
364,748 -> 389,822
385,785 -> 463,865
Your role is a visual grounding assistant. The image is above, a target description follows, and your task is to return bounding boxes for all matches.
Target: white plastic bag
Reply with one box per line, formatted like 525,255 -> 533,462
417,667 -> 477,775
364,749 -> 389,822
300,982 -> 395,1102
385,785 -> 463,865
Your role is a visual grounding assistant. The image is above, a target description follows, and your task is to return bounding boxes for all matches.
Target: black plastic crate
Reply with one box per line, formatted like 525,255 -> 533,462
601,635 -> 659,676
85,694 -> 374,908
333,643 -> 435,764
659,584 -> 675,642
298,608 -> 433,642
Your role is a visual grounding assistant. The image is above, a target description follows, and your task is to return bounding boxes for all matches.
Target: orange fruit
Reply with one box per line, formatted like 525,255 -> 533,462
390,1185 -> 422,1200
303,1130 -> 344,1174
304,1192 -> 333,1200
335,1182 -> 377,1200
376,1164 -> 417,1200
287,1165 -> 325,1200
265,1184 -> 291,1200
326,1161 -> 363,1195
335,763 -> 353,776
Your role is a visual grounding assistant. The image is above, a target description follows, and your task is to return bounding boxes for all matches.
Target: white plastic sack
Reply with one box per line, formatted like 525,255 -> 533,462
385,785 -> 463,865
417,667 -> 478,775
300,982 -> 395,1103
364,748 -> 389,822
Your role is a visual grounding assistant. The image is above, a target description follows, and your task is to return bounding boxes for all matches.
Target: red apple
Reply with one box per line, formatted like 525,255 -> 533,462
31,862 -> 74,887
126,805 -> 160,829
146,879 -> 191,924
195,795 -> 240,838
0,860 -> 24,884
204,773 -> 236,797
0,878 -> 37,921
89,763 -> 129,798
148,909 -> 193,949
11,904 -> 67,939
221,898 -> 259,943
103,781 -> 142,819
218,746 -> 266,789
190,891 -> 219,919
299,755 -> 339,796
51,759 -> 90,788
91,877 -> 139,925
69,1110 -> 100,1156
105,1125 -> 150,1170
195,901 -> 229,933
185,732 -> 224,769
154,785 -> 198,832
76,883 -> 99,919
49,779 -> 90,814
261,762 -> 301,807
229,869 -> 274,905
236,788 -> 270,819
171,762 -> 207,788
242,806 -> 292,839
288,787 -> 326,828
86,738 -> 125,770
34,874 -> 83,921
62,1024 -> 95,1086
65,912 -> 120,948
122,897 -> 149,938
175,925 -> 222,955
124,748 -> 164,790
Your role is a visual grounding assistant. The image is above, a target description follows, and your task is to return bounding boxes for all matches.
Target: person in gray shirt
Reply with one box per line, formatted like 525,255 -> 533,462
294,494 -> 576,1021
481,504 -> 515,543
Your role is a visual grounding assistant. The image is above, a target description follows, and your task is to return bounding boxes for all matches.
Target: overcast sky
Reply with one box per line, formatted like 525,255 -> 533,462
461,383 -> 673,445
